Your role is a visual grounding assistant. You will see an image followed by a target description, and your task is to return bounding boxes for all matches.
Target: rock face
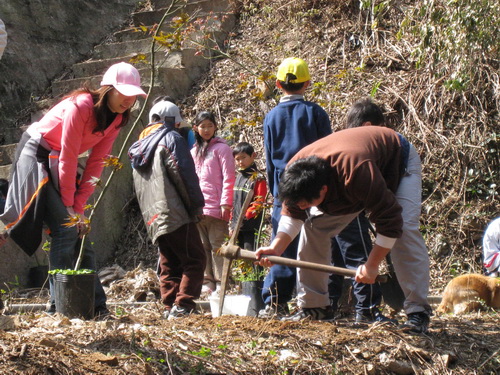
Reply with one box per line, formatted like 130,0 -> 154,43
0,0 -> 139,142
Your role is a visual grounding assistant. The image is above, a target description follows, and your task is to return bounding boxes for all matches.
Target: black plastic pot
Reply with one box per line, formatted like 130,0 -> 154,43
242,280 -> 265,317
28,265 -> 49,288
53,273 -> 95,319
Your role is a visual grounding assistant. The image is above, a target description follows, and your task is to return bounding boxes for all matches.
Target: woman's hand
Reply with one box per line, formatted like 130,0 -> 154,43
0,231 -> 8,247
77,213 -> 91,237
66,206 -> 91,238
221,205 -> 231,222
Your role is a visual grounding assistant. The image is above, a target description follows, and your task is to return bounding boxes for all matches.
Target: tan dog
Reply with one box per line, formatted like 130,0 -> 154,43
437,274 -> 500,314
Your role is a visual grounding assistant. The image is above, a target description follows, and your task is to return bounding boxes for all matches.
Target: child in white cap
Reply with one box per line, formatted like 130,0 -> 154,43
129,98 -> 206,319
148,96 -> 195,148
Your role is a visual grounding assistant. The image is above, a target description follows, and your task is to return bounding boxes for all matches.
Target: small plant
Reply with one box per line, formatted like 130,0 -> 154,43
0,289 -> 7,306
42,240 -> 50,252
247,340 -> 257,349
1,276 -> 21,306
114,306 -> 126,317
30,240 -> 50,268
48,269 -> 95,275
233,259 -> 266,282
189,346 -> 212,357
268,349 -> 277,356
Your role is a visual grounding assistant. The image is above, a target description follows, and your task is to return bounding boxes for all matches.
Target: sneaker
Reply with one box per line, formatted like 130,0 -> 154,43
355,311 -> 398,325
162,307 -> 172,319
402,312 -> 430,334
258,303 -> 290,319
167,304 -> 197,320
46,303 -> 56,315
281,306 -> 335,322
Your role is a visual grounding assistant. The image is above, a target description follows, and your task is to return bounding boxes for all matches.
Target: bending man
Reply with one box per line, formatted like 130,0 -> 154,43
257,126 -> 432,334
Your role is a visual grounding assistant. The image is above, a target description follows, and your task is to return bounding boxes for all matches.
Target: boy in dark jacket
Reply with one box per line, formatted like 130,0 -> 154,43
260,57 -> 332,318
128,100 -> 206,320
230,142 -> 267,251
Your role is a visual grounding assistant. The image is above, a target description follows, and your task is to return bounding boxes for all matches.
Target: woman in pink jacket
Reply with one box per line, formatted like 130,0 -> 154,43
191,111 -> 235,294
0,62 -> 146,317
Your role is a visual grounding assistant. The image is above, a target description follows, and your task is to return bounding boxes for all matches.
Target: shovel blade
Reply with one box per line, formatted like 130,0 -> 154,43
379,272 -> 405,312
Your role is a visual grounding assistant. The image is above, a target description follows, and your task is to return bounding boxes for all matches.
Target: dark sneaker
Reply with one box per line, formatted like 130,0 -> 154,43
281,306 -> 335,322
167,304 -> 197,320
258,303 -> 290,319
355,311 -> 398,325
402,312 -> 430,334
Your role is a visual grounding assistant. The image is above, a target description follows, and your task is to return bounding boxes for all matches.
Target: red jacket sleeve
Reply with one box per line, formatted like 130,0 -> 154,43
245,178 -> 267,220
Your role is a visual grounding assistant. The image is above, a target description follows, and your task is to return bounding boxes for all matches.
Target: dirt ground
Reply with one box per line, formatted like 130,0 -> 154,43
1,1 -> 498,374
0,273 -> 499,375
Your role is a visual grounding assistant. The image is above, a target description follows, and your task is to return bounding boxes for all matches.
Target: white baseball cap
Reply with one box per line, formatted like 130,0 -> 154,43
148,100 -> 183,124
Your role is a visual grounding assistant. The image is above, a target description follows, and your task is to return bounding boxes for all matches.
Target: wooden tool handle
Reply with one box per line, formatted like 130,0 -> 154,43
238,249 -> 388,283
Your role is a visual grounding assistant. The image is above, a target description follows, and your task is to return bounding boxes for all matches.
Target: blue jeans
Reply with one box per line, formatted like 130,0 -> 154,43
329,214 -> 382,315
45,182 -> 106,310
261,205 -> 300,305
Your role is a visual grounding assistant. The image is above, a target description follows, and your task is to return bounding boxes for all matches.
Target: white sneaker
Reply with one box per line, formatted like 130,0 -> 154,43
201,282 -> 215,296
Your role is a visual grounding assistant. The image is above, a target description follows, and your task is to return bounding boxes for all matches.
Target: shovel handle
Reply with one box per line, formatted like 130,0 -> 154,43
238,249 -> 388,283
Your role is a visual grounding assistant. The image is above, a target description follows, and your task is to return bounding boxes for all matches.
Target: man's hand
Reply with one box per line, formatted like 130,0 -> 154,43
355,243 -> 391,284
255,232 -> 293,267
355,264 -> 379,284
255,246 -> 280,267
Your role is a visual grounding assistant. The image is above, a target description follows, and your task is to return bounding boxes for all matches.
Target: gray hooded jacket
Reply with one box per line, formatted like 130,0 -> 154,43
129,122 -> 204,244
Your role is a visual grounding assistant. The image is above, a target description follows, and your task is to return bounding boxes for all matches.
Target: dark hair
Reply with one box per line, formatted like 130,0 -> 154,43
279,156 -> 331,205
193,111 -> 218,158
0,178 -> 8,198
64,85 -> 131,133
346,98 -> 385,128
233,141 -> 255,157
278,79 -> 306,93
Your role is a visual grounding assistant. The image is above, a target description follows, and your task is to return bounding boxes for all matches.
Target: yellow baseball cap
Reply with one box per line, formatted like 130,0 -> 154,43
276,57 -> 311,84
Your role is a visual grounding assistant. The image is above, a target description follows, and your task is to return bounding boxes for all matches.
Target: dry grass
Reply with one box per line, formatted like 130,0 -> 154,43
171,0 -> 499,292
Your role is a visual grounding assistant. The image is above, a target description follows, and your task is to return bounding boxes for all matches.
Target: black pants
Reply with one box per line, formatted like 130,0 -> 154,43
329,213 -> 383,316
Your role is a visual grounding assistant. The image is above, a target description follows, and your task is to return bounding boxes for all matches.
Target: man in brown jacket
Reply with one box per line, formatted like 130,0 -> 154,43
257,126 -> 432,333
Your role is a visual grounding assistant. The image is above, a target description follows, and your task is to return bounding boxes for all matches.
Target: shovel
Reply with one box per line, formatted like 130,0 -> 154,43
216,191 -> 388,317
378,252 -> 405,311
366,223 -> 406,311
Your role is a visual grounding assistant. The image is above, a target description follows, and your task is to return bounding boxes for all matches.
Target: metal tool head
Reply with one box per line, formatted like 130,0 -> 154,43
217,190 -> 254,317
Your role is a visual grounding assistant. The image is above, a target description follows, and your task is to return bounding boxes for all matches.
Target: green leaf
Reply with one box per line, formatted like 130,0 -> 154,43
48,268 -> 95,275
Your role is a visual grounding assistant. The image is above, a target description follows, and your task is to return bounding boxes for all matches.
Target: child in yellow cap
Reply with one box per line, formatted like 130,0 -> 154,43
259,57 -> 332,319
